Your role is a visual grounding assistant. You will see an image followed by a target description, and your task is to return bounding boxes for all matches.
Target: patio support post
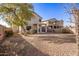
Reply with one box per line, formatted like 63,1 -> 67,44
40,26 -> 42,33
37,24 -> 39,33
45,25 -> 47,32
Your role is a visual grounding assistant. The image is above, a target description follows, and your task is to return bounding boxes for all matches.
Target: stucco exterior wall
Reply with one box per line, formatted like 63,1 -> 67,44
28,16 -> 41,26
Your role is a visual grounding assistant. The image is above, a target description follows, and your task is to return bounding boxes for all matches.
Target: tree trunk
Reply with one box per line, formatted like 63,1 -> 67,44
18,26 -> 27,35
18,26 -> 22,34
22,26 -> 26,33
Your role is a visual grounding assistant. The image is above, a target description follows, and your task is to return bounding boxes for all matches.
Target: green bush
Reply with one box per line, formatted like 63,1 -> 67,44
5,30 -> 13,37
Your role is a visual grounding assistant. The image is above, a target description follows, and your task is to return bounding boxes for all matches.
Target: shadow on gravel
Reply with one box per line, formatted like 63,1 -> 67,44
38,35 -> 76,44
0,34 -> 48,56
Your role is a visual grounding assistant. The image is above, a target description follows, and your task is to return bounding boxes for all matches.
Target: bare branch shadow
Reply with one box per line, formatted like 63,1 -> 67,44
0,34 -> 48,56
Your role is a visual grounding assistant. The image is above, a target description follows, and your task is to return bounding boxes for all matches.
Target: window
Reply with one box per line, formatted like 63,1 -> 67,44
56,26 -> 59,28
39,19 -> 41,22
54,26 -> 56,29
49,26 -> 52,28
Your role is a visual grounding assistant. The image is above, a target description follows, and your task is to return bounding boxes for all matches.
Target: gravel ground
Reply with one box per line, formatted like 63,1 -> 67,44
22,34 -> 78,56
0,34 -> 78,56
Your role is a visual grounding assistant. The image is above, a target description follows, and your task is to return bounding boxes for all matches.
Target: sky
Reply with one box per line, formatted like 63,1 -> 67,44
33,3 -> 79,26
0,15 -> 9,27
0,3 -> 79,27
33,3 -> 65,20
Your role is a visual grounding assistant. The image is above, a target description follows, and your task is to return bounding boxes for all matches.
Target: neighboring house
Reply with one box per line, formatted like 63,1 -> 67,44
39,18 -> 64,33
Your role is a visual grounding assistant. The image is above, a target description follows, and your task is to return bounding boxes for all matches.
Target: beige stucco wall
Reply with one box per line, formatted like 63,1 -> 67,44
28,15 -> 42,26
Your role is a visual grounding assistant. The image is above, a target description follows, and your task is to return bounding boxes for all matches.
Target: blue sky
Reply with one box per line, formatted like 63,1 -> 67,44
33,3 -> 79,26
33,3 -> 65,20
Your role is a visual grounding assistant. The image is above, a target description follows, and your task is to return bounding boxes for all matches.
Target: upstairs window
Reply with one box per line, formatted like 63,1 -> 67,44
39,19 -> 41,22
54,26 -> 56,29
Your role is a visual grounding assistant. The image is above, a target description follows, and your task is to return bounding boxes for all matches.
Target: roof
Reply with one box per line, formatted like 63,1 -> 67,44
43,18 -> 58,22
32,11 -> 42,19
0,24 -> 7,28
48,18 -> 57,21
42,18 -> 64,23
0,24 -> 11,30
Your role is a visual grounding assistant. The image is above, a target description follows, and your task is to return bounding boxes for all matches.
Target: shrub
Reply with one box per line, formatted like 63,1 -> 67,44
23,29 -> 37,35
62,29 -> 71,33
33,30 -> 37,34
31,29 -> 37,34
4,30 -> 13,37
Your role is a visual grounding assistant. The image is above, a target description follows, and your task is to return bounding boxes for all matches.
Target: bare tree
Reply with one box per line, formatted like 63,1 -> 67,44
64,4 -> 79,53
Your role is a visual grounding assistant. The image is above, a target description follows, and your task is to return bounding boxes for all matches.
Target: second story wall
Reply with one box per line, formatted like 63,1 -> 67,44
27,12 -> 42,26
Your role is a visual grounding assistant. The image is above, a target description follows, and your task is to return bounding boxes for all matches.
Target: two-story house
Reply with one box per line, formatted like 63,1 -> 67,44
39,18 -> 64,33
26,12 -> 42,33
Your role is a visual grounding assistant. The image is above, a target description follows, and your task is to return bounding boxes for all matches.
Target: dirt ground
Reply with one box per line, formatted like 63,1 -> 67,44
0,34 -> 78,56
